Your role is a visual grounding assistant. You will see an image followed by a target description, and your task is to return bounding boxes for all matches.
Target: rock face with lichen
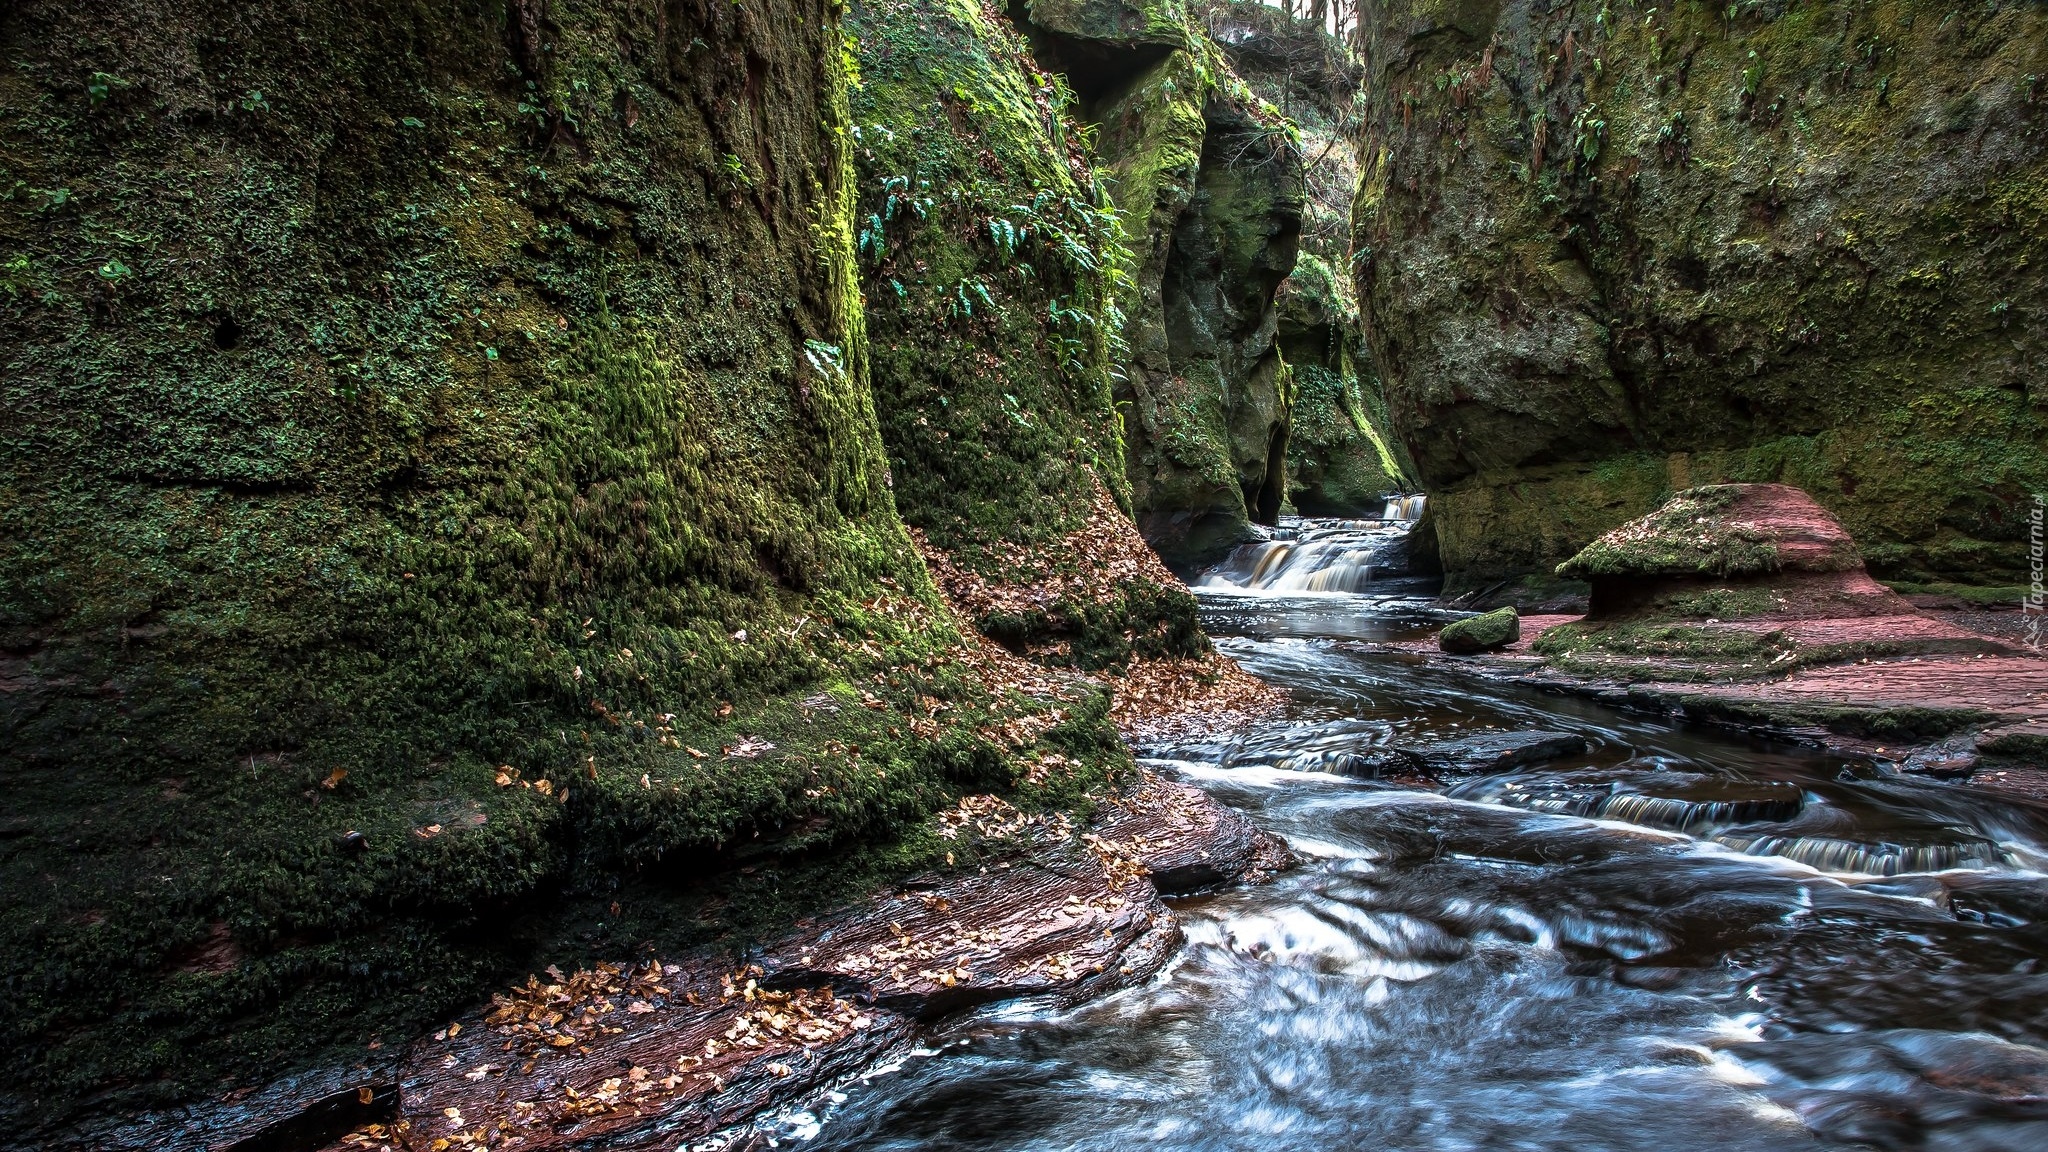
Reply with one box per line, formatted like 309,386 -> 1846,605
1353,0 -> 2048,596
1207,1 -> 1413,516
1014,0 -> 1307,570
845,0 -> 1204,667
0,0 -> 1131,1133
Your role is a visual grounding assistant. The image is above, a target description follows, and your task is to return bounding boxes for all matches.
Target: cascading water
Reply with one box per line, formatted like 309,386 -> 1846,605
1382,493 -> 1427,521
1199,504 -> 1425,595
789,505 -> 2048,1152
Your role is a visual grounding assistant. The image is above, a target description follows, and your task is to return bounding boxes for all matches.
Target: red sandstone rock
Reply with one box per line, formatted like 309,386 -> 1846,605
298,775 -> 1286,1152
1558,484 -> 1907,621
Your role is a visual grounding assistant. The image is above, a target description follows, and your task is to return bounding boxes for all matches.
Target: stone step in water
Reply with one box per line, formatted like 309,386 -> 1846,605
1713,831 -> 2006,876
1293,731 -> 1591,779
1454,769 -> 1806,832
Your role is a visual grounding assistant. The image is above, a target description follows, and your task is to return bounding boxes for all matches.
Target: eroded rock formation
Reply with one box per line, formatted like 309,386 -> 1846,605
1534,483 -> 2008,676
1352,0 -> 2048,595
1012,0 -> 1308,570
1210,2 -> 1414,517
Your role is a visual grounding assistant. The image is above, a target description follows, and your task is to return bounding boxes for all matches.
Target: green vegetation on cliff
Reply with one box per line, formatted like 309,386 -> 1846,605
1011,0 -> 1308,568
1354,0 -> 2048,592
845,0 -> 1204,666
0,0 -> 1128,1126
1204,1 -> 1413,516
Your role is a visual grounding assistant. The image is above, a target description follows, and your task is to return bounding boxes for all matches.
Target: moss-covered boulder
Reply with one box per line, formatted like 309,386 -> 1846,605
1533,483 -> 2007,677
0,0 -> 1122,1130
1438,606 -> 1521,653
1559,483 -> 1863,583
1557,482 -> 1911,622
1353,0 -> 2048,593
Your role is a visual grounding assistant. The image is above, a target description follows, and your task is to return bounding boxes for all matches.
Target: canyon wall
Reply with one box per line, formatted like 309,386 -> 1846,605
1209,1 -> 1414,515
0,0 -> 1122,1129
1016,0 -> 1308,569
3,0 -> 1339,1130
1353,0 -> 2048,596
847,0 -> 1203,662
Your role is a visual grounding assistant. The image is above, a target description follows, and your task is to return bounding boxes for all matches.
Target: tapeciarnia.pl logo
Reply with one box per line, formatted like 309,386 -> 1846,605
2027,494 -> 2045,652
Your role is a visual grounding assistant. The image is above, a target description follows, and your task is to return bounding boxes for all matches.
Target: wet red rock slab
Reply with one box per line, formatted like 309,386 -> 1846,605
1386,609 -> 2048,798
315,776 -> 1287,1152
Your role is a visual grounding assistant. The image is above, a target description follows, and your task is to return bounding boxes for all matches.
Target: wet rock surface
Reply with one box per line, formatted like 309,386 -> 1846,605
792,593 -> 2048,1151
1438,606 -> 1521,654
259,777 -> 1284,1152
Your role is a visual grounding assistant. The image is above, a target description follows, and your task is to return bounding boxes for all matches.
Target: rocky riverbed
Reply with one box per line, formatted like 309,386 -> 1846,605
121,775 -> 1287,1152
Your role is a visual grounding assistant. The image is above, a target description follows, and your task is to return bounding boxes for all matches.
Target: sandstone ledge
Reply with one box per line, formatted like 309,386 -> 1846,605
1375,613 -> 2048,800
266,775 -> 1289,1152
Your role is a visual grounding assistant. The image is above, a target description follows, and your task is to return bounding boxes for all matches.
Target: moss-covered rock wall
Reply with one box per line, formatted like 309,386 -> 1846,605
1206,1 -> 1412,516
846,0 -> 1202,665
1278,253 -> 1413,513
0,0 -> 1120,1130
1353,0 -> 2048,592
1014,0 -> 1308,570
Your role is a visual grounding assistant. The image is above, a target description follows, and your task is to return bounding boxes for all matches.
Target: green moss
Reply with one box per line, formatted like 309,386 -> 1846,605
1659,585 -> 1782,620
1883,581 -> 2032,607
0,0 -> 1136,1128
844,0 -> 1204,655
1438,605 -> 1520,652
1081,39 -> 1304,565
1533,617 -> 2005,681
1978,729 -> 2048,763
1532,620 -> 1792,667
979,577 -> 1203,669
1557,485 -> 1785,580
1022,0 -> 1195,47
849,0 -> 1134,564
1355,0 -> 2048,587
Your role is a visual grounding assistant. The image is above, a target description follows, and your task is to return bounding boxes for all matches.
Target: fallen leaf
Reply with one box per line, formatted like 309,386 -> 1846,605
321,768 -> 348,790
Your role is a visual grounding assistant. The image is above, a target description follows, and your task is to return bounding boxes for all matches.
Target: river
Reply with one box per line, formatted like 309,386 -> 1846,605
784,518 -> 2048,1151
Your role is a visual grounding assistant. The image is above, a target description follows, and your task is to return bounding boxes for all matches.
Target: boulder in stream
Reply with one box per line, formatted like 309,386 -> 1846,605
1438,606 -> 1521,653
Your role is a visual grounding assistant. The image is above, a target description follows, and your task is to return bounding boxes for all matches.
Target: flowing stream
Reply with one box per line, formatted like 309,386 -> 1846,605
792,519 -> 2048,1151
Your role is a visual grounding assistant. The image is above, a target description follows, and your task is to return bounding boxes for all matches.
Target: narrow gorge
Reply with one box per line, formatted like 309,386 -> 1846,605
2,1 -> 2044,1149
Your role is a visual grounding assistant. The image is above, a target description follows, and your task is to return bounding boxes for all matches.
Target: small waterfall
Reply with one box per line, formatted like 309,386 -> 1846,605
1382,494 -> 1427,521
1713,832 -> 2005,876
1458,771 -> 1806,832
1199,515 -> 1419,595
